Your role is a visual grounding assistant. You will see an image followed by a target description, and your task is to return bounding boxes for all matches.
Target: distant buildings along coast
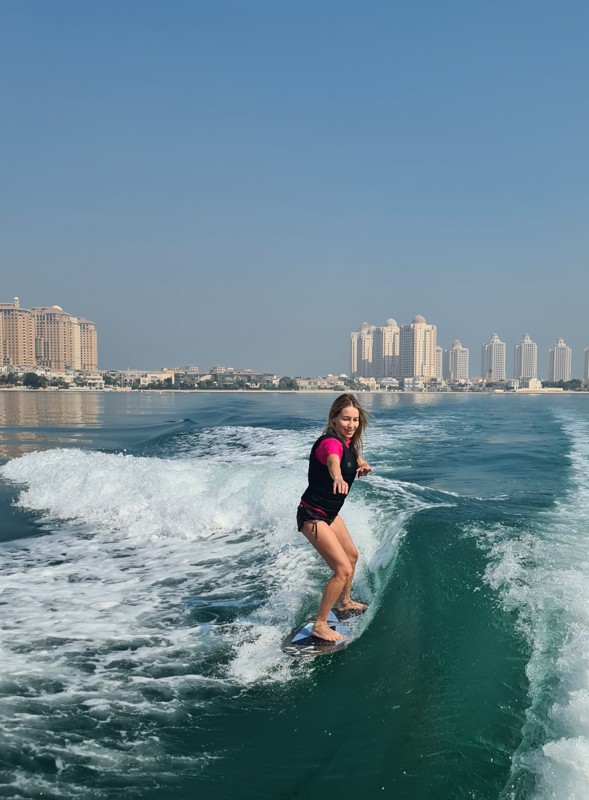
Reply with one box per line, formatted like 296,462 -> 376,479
0,297 -> 97,371
351,317 -> 585,390
1,293 -> 585,393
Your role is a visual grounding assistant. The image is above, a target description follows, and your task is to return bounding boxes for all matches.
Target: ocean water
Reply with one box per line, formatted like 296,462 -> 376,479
1,390 -> 589,799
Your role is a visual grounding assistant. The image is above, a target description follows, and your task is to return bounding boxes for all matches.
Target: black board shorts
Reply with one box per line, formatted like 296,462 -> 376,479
296,503 -> 336,532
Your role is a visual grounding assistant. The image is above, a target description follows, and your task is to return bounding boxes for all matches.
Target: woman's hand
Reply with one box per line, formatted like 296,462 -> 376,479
356,459 -> 372,477
332,475 -> 349,494
326,454 -> 349,494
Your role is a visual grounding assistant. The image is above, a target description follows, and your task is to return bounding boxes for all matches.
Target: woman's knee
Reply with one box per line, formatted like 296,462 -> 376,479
333,559 -> 353,582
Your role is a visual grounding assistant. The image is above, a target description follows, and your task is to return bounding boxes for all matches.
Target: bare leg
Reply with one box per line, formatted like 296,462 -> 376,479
330,516 -> 367,613
300,520 -> 353,641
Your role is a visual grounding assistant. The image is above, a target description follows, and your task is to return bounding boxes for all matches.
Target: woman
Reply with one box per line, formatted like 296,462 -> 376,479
297,393 -> 372,642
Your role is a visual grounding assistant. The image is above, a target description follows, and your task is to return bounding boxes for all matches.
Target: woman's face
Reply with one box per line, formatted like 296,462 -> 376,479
333,405 -> 360,440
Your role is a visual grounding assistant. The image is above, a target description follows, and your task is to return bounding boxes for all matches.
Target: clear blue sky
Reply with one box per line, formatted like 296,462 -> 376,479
1,0 -> 588,377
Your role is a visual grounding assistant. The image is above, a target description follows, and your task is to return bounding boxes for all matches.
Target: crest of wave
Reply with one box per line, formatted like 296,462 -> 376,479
482,412 -> 589,800
0,442 -> 425,692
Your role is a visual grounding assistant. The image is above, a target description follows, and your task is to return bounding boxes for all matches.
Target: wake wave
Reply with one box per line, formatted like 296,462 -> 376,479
0,424 -> 436,796
479,411 -> 589,800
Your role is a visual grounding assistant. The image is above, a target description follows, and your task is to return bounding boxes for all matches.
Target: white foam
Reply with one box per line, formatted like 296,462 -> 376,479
0,423 -> 442,793
480,410 -> 589,799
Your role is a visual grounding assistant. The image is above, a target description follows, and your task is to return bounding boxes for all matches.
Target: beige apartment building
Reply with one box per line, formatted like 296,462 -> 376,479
0,297 -> 35,368
373,318 -> 400,380
79,318 -> 98,371
350,322 -> 375,378
32,306 -> 82,370
0,297 -> 98,371
351,315 -> 437,382
399,315 -> 437,379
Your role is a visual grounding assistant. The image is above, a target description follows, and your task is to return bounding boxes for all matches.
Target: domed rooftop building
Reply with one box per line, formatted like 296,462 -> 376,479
447,340 -> 470,382
370,319 -> 400,381
30,304 -> 83,372
482,333 -> 506,382
399,315 -> 437,380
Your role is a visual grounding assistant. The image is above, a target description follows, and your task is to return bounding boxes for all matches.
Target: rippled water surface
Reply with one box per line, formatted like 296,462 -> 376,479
2,390 -> 589,799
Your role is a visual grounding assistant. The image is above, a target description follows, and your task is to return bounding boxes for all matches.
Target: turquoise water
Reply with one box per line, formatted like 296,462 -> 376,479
1,390 -> 589,799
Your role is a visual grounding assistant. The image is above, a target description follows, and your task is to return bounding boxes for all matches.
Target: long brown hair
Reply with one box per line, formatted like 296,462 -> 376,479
325,393 -> 369,454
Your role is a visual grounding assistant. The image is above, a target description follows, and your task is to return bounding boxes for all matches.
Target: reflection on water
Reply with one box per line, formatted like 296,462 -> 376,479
0,390 -> 102,459
0,389 -> 496,461
361,390 -> 476,412
0,390 -> 101,425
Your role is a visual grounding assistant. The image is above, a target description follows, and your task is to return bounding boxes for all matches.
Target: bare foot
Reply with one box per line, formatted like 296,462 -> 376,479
311,622 -> 344,642
336,599 -> 368,613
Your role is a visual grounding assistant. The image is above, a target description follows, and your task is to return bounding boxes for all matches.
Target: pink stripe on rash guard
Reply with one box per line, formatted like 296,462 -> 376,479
315,437 -> 350,465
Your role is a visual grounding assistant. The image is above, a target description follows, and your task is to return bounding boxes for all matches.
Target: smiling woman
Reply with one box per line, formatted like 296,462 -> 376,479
296,393 -> 372,641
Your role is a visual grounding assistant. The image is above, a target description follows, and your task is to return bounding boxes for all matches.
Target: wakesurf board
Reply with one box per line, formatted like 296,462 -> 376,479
281,607 -> 367,657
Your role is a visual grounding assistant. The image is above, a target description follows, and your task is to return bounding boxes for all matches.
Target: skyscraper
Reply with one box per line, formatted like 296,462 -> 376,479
399,315 -> 437,379
79,319 -> 98,371
372,318 -> 400,380
514,333 -> 538,379
447,340 -> 469,381
350,322 -> 374,378
549,338 -> 572,382
481,333 -> 506,381
435,346 -> 443,380
0,297 -> 35,368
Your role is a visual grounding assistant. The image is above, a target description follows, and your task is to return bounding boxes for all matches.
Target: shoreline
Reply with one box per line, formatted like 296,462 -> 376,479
0,387 -> 586,396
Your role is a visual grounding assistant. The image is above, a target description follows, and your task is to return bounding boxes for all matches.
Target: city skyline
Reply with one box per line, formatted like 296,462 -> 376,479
2,3 -> 588,377
2,291 -> 588,381
351,317 -> 587,382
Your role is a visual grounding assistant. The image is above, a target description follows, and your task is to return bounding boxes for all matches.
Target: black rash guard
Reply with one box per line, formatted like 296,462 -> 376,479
300,432 -> 358,520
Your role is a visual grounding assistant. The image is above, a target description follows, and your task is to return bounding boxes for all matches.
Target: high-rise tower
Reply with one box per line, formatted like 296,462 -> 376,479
79,319 -> 98,371
481,333 -> 506,381
514,333 -> 537,379
549,338 -> 572,382
0,297 -> 35,368
399,315 -> 437,379
372,318 -> 400,380
350,322 -> 375,378
447,340 -> 469,381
